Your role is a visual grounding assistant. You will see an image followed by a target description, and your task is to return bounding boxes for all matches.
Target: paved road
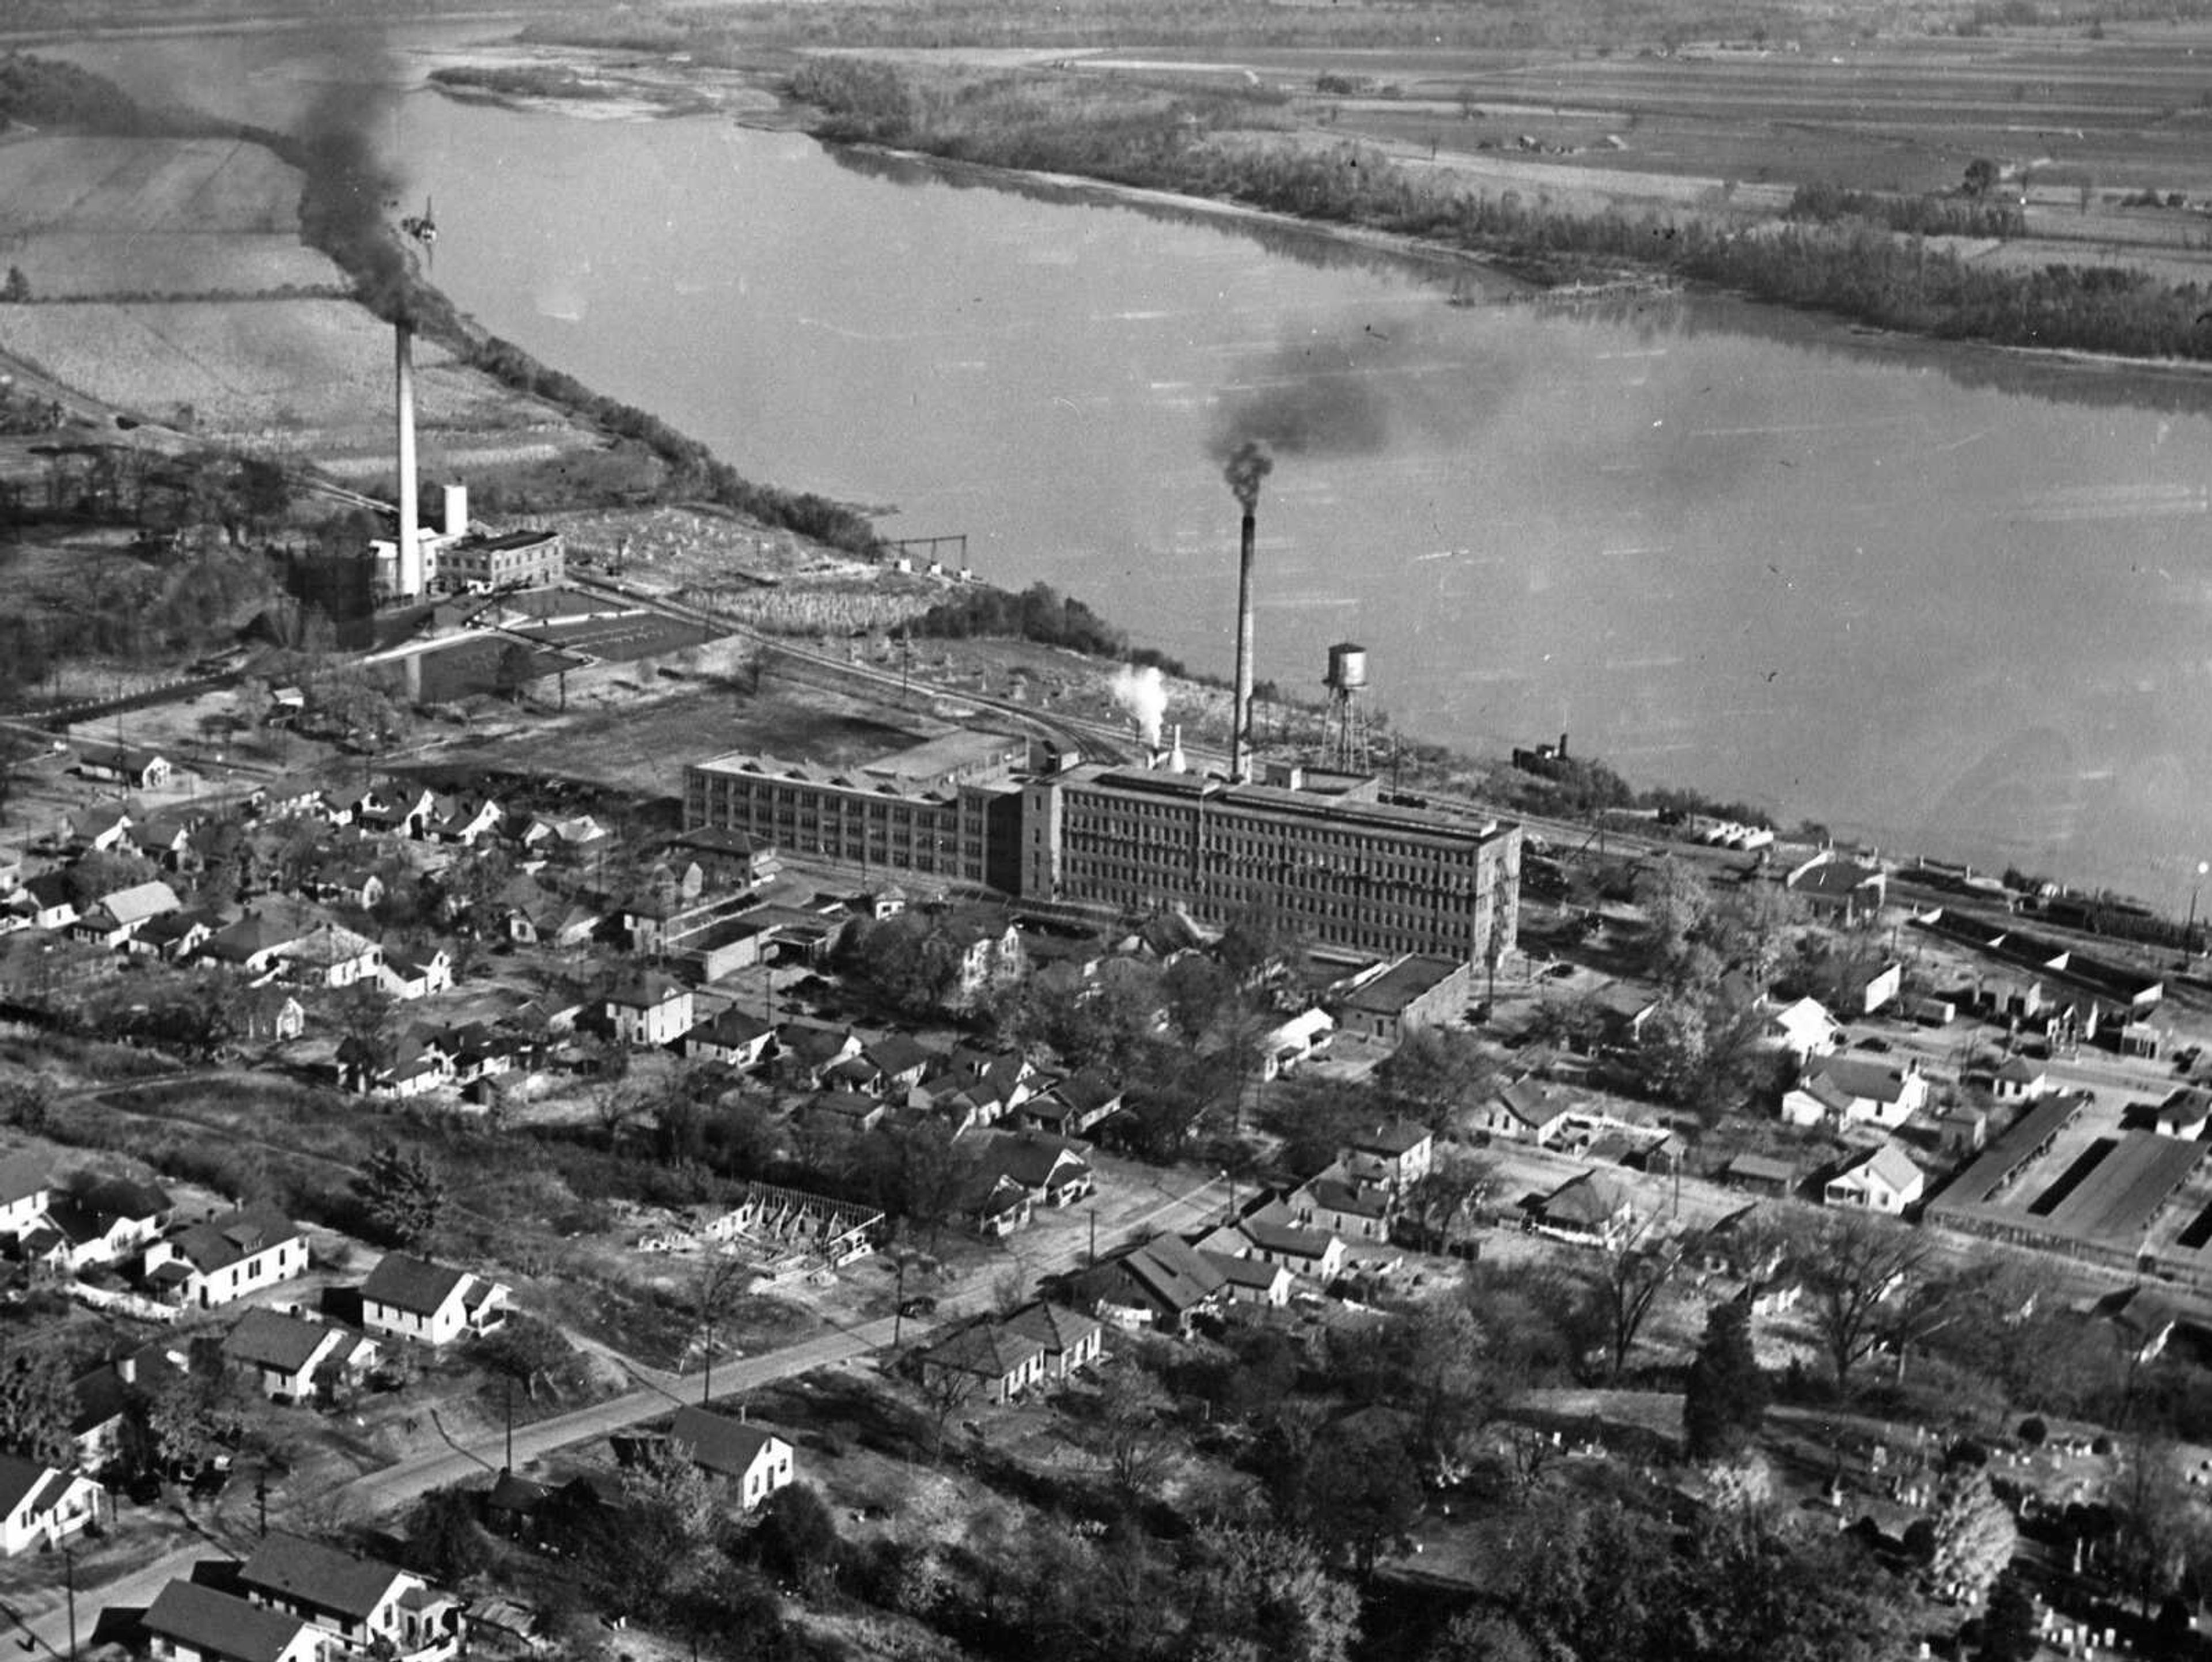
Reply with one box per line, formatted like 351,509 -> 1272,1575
6,1174 -> 1227,1652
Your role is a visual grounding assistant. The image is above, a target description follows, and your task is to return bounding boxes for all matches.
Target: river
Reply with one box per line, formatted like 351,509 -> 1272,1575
50,28 -> 2212,906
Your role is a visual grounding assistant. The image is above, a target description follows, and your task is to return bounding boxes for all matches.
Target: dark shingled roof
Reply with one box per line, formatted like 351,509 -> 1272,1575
0,1149 -> 48,1207
146,1582 -> 310,1662
360,1253 -> 468,1317
223,1309 -> 337,1376
668,1405 -> 782,1479
166,1207 -> 298,1274
238,1531 -> 411,1623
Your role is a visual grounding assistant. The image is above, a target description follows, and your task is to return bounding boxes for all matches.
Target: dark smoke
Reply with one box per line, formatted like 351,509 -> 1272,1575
1222,440 -> 1272,511
293,35 -> 412,324
1207,331 -> 1393,500
1207,313 -> 1517,498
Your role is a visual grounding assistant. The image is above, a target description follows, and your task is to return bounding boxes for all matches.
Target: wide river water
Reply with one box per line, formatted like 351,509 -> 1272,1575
51,29 -> 2212,905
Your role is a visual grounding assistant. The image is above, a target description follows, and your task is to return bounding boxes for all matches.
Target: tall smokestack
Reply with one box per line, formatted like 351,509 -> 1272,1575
1232,507 -> 1256,782
395,323 -> 421,598
1221,440 -> 1272,784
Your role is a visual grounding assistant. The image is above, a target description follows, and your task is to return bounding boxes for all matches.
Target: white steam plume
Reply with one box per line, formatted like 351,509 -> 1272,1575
1110,664 -> 1168,747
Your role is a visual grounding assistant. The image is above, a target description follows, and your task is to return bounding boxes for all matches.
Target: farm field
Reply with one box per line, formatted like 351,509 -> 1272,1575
1027,25 -> 2212,284
0,133 -> 343,299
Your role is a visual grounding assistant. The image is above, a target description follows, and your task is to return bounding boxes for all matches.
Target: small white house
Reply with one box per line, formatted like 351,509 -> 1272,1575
1823,1143 -> 1925,1215
666,1405 -> 794,1510
0,1455 -> 101,1556
1781,1054 -> 1929,1131
142,1207 -> 308,1310
359,1254 -> 510,1347
1763,995 -> 1839,1062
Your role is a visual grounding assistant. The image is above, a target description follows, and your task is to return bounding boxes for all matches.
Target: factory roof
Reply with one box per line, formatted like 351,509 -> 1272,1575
1339,955 -> 1463,1017
465,528 -> 562,552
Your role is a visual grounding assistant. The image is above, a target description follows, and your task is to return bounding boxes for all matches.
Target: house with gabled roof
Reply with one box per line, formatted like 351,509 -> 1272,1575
1763,995 -> 1840,1062
605,970 -> 693,1048
199,906 -> 316,977
778,1021 -> 862,1088
224,1308 -> 380,1403
70,877 -> 182,948
381,944 -> 453,1001
963,1168 -> 1032,1237
70,1339 -> 187,1475
23,1174 -> 172,1273
1071,1232 -> 1228,1333
1202,1248 -> 1296,1307
130,811 -> 201,871
1473,1075 -> 1576,1146
359,1253 -> 510,1347
1234,1213 -> 1348,1282
684,1006 -> 776,1068
1018,1066 -> 1124,1137
16,870 -> 78,931
1527,1171 -> 1638,1248
0,1454 -> 102,1557
1290,1167 -> 1391,1241
1343,1120 -> 1433,1191
1787,855 -> 1887,925
279,921 -> 382,989
0,1150 -> 50,1240
915,1318 -> 1050,1404
62,802 -> 134,854
1000,1300 -> 1104,1381
137,908 -> 215,963
1782,1053 -> 1929,1131
666,1405 -> 794,1510
77,743 -> 172,790
145,1580 -> 320,1662
142,1206 -> 308,1309
983,1130 -> 1094,1208
1823,1144 -> 1925,1215
860,1033 -> 936,1094
237,1531 -> 464,1660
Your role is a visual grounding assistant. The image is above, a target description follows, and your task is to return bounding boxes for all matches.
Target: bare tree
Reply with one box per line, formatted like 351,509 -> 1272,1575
1793,1210 -> 1933,1391
1584,1215 -> 1687,1383
689,1248 -> 749,1403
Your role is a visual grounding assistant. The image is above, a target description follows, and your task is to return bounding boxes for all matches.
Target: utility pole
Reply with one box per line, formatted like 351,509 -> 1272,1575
64,1544 -> 77,1661
505,1375 -> 514,1473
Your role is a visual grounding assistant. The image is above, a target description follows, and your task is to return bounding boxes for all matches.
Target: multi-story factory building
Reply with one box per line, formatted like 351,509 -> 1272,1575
1016,760 -> 1518,965
684,732 -> 1029,891
684,732 -> 1520,966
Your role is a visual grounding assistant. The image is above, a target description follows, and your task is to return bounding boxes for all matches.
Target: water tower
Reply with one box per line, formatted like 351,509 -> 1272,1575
1321,641 -> 1373,773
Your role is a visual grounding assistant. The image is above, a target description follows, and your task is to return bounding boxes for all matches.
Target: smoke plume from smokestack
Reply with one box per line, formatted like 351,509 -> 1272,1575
293,33 -> 414,324
1222,438 -> 1272,512
1110,664 -> 1168,748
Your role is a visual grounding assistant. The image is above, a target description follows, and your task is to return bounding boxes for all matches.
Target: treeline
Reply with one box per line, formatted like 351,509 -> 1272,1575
1787,182 -> 2025,239
427,65 -> 620,101
527,0 -> 1881,55
0,51 -> 198,134
792,56 -> 2212,365
901,580 -> 1193,677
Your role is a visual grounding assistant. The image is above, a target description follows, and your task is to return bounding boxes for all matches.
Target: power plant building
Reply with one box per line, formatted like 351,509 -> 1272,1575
683,735 -> 1521,966
435,527 -> 566,593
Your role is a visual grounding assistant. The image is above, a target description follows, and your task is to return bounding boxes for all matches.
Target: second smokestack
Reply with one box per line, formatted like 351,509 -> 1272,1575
395,322 -> 420,598
1231,507 -> 1256,783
